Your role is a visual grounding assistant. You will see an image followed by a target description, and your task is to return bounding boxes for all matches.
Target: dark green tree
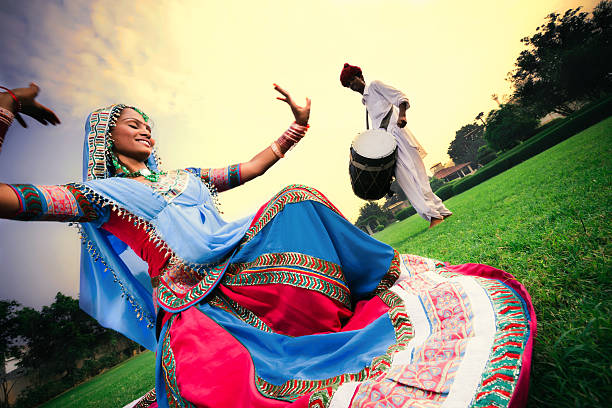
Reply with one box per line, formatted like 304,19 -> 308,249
355,202 -> 393,230
447,123 -> 486,164
0,300 -> 20,408
510,1 -> 612,116
484,104 -> 539,151
14,293 -> 103,384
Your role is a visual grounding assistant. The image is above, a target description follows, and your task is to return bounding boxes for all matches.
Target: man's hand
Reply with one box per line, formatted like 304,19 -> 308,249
396,115 -> 407,128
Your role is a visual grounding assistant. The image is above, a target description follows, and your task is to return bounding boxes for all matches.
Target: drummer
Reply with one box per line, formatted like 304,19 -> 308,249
340,63 -> 452,229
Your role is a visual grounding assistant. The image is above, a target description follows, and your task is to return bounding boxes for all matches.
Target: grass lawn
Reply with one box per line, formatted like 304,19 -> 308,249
39,351 -> 155,408
40,118 -> 610,408
376,118 -> 611,407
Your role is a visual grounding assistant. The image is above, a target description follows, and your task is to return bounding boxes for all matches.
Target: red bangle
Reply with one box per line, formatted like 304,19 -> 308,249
0,86 -> 21,112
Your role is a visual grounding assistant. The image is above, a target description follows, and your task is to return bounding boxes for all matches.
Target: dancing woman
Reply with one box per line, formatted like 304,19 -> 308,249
0,83 -> 535,408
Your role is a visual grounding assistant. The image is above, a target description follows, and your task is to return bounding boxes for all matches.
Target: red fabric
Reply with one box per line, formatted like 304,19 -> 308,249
101,210 -> 170,278
169,307 -> 294,407
218,284 -> 352,336
446,263 -> 537,408
341,296 -> 390,332
166,294 -> 390,407
340,63 -> 362,87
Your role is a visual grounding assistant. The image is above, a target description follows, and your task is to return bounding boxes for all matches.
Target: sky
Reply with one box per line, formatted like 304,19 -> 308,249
0,0 -> 600,309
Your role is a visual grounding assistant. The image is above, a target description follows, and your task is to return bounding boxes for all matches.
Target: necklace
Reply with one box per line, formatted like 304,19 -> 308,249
111,155 -> 165,182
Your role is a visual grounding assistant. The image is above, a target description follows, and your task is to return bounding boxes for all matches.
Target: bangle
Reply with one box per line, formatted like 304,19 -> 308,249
276,122 -> 309,153
0,87 -> 21,112
270,141 -> 284,158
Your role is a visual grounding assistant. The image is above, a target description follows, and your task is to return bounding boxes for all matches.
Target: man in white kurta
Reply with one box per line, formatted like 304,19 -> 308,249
340,63 -> 451,227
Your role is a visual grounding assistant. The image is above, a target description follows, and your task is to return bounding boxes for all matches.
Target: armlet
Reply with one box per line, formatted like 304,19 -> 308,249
186,164 -> 242,192
8,183 -> 101,222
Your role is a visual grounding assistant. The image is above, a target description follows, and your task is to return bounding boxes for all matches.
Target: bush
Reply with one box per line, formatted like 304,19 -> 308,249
434,184 -> 455,201
438,95 -> 612,201
395,206 -> 416,221
15,380 -> 69,408
429,177 -> 445,192
375,224 -> 385,232
477,145 -> 497,165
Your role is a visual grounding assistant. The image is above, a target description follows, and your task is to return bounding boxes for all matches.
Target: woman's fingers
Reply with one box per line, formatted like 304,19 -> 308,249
273,83 -> 289,97
39,103 -> 60,125
15,113 -> 28,128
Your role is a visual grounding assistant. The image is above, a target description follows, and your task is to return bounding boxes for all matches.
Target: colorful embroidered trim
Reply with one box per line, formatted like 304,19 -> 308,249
208,292 -> 274,333
372,250 -> 401,295
157,259 -> 230,312
224,267 -> 350,308
133,388 -> 157,408
240,185 -> 345,248
70,183 -> 226,314
227,252 -> 346,282
150,170 -> 190,203
161,315 -> 193,408
7,184 -> 101,222
76,224 -> 155,328
224,252 -> 350,307
188,164 -> 242,192
255,289 -> 413,402
394,255 -> 530,408
86,108 -> 111,180
86,104 -> 159,181
463,279 -> 530,407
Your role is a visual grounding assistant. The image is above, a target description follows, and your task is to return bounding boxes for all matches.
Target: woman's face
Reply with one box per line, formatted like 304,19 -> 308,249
110,108 -> 154,162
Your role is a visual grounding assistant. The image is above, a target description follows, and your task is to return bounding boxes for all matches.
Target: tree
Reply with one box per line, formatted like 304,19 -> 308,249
447,123 -> 486,164
355,202 -> 393,231
14,293 -> 106,384
510,1 -> 612,116
0,301 -> 20,408
484,104 -> 539,151
382,180 -> 407,210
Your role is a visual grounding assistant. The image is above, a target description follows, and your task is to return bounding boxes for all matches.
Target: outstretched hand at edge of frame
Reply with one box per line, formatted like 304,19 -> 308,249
0,83 -> 61,128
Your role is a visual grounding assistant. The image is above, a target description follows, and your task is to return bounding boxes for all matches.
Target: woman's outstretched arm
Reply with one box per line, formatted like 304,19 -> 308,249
0,83 -> 88,221
239,84 -> 310,183
191,84 -> 311,192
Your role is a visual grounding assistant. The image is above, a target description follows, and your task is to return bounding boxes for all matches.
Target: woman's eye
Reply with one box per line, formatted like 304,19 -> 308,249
129,125 -> 138,129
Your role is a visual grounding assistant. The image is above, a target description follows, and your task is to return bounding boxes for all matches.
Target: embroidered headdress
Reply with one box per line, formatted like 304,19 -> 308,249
83,104 -> 161,181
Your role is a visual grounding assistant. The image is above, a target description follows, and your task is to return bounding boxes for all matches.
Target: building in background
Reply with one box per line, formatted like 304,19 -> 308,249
430,160 -> 478,183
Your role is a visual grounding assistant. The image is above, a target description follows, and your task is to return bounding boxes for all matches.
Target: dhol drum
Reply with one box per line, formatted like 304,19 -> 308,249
349,129 -> 397,200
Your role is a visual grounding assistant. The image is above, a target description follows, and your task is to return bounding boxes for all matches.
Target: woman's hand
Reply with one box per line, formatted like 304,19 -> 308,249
274,84 -> 311,126
1,83 -> 60,128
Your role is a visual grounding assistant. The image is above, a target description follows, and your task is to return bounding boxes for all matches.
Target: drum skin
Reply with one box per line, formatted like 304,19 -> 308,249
349,130 -> 397,200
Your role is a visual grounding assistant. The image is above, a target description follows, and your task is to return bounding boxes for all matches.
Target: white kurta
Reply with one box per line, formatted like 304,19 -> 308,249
362,80 -> 451,221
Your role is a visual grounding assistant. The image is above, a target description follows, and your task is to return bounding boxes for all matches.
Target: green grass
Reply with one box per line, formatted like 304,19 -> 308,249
376,118 -> 612,407
38,119 -> 611,407
39,352 -> 155,408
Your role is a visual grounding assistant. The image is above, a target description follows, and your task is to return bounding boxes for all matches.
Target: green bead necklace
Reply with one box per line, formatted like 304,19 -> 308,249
111,153 -> 164,182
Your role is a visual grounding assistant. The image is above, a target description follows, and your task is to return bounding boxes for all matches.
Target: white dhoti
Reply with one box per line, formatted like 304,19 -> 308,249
392,126 -> 452,221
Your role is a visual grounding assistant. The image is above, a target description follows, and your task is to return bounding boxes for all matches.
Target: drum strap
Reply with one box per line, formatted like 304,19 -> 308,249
365,107 -> 393,131
350,151 -> 396,171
